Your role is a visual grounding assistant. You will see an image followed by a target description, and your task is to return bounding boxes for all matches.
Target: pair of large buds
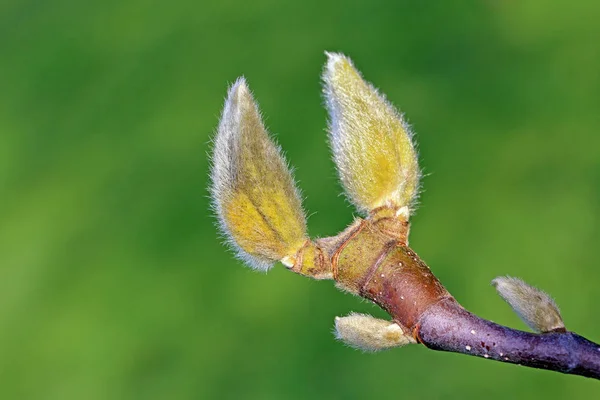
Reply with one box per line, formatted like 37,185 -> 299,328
210,53 -> 420,272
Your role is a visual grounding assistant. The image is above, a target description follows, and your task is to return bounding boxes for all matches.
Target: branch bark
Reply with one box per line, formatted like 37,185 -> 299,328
418,297 -> 600,379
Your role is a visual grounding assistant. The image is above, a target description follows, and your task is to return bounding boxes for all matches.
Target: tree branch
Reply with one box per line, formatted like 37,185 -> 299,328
210,53 -> 600,380
294,217 -> 600,380
418,297 -> 600,379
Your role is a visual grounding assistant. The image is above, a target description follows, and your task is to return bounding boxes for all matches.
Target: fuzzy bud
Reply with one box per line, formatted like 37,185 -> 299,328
334,313 -> 415,352
492,276 -> 565,333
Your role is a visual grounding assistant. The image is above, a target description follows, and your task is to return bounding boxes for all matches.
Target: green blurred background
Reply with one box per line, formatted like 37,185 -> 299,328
2,0 -> 600,398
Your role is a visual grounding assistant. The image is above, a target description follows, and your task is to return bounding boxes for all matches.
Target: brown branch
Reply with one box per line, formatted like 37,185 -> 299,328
417,298 -> 600,379
291,214 -> 600,380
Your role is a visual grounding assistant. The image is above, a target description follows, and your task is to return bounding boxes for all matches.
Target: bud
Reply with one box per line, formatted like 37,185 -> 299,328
334,313 -> 415,352
323,52 -> 420,217
210,78 -> 308,271
492,276 -> 565,333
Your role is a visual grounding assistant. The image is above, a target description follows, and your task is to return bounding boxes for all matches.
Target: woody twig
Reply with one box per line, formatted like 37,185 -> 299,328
209,53 -> 600,379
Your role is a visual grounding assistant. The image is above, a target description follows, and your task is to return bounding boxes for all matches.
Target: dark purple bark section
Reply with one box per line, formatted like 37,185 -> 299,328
417,298 -> 600,379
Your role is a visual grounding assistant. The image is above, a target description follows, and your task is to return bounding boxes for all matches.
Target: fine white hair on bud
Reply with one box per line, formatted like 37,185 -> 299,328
334,312 -> 415,352
323,52 -> 421,217
210,77 -> 308,272
492,276 -> 566,333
